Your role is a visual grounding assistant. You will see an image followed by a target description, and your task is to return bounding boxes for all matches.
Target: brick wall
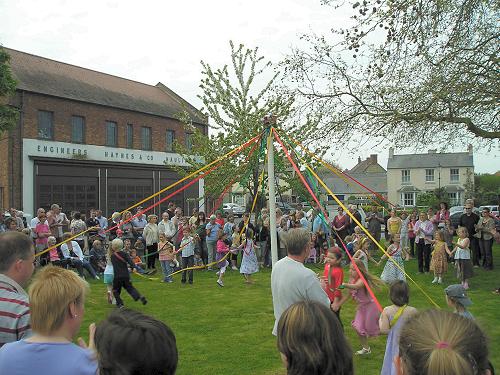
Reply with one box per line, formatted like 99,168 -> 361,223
22,92 -> 208,151
0,132 -> 9,210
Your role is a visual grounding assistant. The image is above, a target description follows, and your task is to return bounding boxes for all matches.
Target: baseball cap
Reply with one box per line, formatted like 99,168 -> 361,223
209,214 -> 216,220
445,284 -> 472,306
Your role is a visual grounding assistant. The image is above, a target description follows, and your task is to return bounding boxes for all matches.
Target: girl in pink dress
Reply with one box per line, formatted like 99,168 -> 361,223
333,258 -> 382,355
215,229 -> 230,287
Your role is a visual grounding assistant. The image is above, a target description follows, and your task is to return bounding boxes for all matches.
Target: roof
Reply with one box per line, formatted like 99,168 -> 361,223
5,47 -> 207,125
387,152 -> 473,169
320,172 -> 387,195
349,156 -> 386,174
397,185 -> 421,192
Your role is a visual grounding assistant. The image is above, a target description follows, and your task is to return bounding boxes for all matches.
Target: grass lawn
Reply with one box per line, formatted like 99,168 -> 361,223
79,243 -> 500,374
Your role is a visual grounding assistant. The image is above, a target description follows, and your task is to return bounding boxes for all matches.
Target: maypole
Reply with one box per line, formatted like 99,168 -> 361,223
265,115 -> 279,266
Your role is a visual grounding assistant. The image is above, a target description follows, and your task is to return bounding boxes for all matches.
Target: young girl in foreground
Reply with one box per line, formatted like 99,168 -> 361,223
379,281 -> 417,375
430,230 -> 451,284
333,259 -> 382,355
215,229 -> 230,287
237,228 -> 259,284
378,233 -> 406,284
396,310 -> 492,375
449,227 -> 473,289
322,249 -> 344,325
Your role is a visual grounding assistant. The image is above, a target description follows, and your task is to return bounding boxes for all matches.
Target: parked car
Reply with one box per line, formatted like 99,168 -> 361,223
449,206 -> 464,215
222,203 -> 245,217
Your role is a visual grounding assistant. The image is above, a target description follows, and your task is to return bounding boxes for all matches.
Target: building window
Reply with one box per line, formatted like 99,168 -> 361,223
401,169 -> 411,184
185,132 -> 193,152
126,124 -> 134,148
141,126 -> 152,150
425,169 -> 434,182
106,121 -> 117,147
401,192 -> 415,207
38,110 -> 54,139
450,168 -> 459,182
447,192 -> 459,205
166,130 -> 175,152
71,116 -> 85,143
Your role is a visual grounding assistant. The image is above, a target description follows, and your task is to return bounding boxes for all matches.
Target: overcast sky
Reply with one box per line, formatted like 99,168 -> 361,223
1,0 -> 498,173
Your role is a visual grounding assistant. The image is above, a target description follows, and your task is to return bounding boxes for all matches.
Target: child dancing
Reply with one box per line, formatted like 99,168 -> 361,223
333,259 -> 382,355
237,228 -> 259,284
379,281 -> 417,375
215,230 -> 231,287
378,233 -> 406,284
321,248 -> 344,325
110,238 -> 147,308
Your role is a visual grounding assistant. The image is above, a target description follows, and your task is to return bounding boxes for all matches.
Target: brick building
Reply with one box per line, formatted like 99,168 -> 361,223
0,48 -> 208,217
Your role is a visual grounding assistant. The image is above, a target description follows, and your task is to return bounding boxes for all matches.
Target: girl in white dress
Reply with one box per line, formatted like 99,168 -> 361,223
378,233 -> 406,284
236,228 -> 259,284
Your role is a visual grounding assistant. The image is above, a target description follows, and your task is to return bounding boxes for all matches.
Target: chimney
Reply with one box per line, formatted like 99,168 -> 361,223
369,154 -> 377,163
428,149 -> 437,154
389,147 -> 394,158
357,156 -> 361,164
468,144 -> 473,155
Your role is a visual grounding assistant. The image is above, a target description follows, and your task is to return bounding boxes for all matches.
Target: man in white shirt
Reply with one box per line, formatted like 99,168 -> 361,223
271,228 -> 330,335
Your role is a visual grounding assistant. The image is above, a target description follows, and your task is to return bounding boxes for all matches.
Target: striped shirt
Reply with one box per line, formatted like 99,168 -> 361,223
0,274 -> 31,347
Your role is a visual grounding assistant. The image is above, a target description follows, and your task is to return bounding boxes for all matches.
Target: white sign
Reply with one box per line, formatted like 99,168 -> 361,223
23,139 -> 199,167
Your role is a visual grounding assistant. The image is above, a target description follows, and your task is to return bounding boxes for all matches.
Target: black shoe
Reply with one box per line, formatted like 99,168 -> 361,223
181,280 -> 186,284
117,304 -> 124,309
140,296 -> 147,305
188,280 -> 193,284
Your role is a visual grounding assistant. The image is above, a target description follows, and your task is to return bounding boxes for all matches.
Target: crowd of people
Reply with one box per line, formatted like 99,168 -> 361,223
0,197 -> 498,374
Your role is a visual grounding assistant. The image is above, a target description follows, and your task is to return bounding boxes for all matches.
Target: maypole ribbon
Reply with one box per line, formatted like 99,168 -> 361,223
36,133 -> 262,258
277,130 -> 439,308
272,129 -> 383,312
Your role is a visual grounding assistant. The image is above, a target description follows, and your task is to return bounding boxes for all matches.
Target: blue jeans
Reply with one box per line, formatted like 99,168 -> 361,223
160,260 -> 173,282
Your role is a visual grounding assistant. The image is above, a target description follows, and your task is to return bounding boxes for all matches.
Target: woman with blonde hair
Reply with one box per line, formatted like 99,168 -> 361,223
396,309 -> 493,375
0,266 -> 97,374
277,301 -> 353,375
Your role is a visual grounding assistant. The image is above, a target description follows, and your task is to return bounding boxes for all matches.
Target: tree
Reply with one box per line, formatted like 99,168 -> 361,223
0,46 -> 18,133
474,173 -> 500,205
173,42 -> 322,210
284,0 -> 499,148
416,189 -> 449,209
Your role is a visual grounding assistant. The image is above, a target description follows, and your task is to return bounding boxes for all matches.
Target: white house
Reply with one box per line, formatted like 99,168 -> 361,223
387,146 -> 474,207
